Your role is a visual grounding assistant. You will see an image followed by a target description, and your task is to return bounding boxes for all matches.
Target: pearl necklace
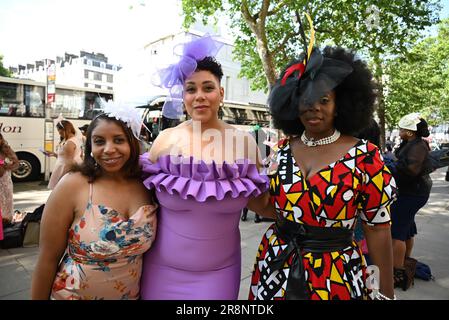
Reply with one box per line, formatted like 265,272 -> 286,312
300,129 -> 341,147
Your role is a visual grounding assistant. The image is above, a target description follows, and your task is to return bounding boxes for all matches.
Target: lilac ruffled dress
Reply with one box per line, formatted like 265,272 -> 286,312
139,154 -> 269,300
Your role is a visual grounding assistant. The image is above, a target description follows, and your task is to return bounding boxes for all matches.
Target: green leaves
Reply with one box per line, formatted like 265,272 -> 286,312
384,18 -> 449,126
181,0 -> 440,93
0,55 -> 11,77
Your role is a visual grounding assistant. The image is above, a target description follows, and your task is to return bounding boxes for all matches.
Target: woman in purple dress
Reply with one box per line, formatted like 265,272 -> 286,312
139,35 -> 273,300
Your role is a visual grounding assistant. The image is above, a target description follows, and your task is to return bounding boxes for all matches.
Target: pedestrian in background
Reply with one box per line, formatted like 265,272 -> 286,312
139,35 -> 270,300
46,120 -> 83,190
0,133 -> 19,224
353,118 -> 381,264
389,113 -> 433,291
241,123 -> 270,223
79,124 -> 89,160
138,127 -> 151,154
248,27 -> 397,300
31,105 -> 158,300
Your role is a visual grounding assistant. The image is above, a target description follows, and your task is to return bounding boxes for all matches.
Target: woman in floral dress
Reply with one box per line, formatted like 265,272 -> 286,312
31,105 -> 158,300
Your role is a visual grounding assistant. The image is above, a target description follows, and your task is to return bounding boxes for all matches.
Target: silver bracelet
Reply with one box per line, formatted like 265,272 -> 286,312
375,291 -> 397,300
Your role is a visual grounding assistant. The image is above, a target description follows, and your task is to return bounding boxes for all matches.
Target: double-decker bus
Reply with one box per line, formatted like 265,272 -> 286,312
0,76 -> 113,182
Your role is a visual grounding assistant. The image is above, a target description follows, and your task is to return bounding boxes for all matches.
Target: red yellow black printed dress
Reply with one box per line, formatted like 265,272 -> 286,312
249,138 -> 397,300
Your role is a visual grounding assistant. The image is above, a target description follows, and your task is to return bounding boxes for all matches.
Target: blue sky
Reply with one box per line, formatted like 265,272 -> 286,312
0,0 -> 448,68
441,0 -> 449,18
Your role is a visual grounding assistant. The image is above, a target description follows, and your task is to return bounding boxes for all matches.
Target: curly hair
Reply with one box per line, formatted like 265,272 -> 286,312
271,46 -> 376,136
416,118 -> 430,138
72,114 -> 141,182
195,56 -> 223,82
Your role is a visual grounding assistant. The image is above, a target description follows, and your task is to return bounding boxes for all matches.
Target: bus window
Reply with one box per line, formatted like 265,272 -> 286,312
1,76 -> 114,182
52,89 -> 113,120
54,88 -> 84,119
0,82 -> 45,117
27,89 -> 45,117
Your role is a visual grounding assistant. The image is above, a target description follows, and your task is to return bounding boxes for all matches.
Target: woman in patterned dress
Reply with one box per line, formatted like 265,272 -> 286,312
0,133 -> 19,224
31,108 -> 158,300
249,46 -> 397,300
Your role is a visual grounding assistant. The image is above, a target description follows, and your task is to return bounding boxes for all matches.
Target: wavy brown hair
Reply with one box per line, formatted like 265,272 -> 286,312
56,120 -> 76,142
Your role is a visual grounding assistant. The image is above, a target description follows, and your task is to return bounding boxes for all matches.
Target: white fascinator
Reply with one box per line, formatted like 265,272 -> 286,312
99,98 -> 147,140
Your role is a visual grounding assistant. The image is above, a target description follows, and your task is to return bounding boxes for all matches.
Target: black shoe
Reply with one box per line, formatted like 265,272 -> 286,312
254,215 -> 262,223
241,208 -> 248,221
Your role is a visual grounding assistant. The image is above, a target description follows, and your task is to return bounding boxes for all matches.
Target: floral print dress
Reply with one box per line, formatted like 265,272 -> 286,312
51,183 -> 156,300
249,138 -> 397,300
0,154 -> 14,221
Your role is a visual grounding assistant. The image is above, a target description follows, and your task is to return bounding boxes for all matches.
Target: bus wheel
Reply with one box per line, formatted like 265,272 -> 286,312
12,153 -> 41,182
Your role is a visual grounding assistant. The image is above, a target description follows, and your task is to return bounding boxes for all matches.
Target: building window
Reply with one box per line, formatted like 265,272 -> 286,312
84,70 -> 89,79
94,72 -> 102,81
95,84 -> 101,89
84,83 -> 89,87
107,86 -> 113,90
107,74 -> 113,83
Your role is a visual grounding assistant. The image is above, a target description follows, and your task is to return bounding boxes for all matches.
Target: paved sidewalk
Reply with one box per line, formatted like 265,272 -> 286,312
1,169 -> 448,300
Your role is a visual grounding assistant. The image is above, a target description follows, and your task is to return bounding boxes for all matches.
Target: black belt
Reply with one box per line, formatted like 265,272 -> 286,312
267,219 -> 354,300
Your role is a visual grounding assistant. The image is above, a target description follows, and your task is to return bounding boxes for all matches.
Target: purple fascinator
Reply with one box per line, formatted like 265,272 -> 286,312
153,34 -> 224,119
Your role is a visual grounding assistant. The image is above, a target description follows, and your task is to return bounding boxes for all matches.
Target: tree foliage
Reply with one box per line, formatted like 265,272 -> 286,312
181,0 -> 440,147
182,0 -> 440,91
385,18 -> 449,129
0,55 -> 11,77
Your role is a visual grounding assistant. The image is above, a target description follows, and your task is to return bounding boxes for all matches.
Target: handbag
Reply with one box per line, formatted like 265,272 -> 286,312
429,149 -> 449,170
0,222 -> 24,249
21,204 -> 44,247
22,221 -> 40,247
415,261 -> 434,281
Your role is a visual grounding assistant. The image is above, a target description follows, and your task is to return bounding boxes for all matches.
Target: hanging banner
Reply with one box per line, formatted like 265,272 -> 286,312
47,63 -> 56,104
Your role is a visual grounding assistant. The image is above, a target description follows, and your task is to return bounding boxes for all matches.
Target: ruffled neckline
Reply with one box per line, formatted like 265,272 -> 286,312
140,154 -> 269,202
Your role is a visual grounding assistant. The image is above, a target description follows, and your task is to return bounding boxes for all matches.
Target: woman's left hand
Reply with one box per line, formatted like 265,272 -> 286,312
247,192 -> 277,219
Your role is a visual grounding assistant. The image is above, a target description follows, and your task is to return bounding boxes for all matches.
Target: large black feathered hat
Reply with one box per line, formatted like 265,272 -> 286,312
268,14 -> 353,120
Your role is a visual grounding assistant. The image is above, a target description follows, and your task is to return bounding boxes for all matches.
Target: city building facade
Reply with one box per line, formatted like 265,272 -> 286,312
10,51 -> 121,92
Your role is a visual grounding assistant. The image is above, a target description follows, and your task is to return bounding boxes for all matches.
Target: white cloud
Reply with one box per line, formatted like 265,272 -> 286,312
0,0 -> 182,67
